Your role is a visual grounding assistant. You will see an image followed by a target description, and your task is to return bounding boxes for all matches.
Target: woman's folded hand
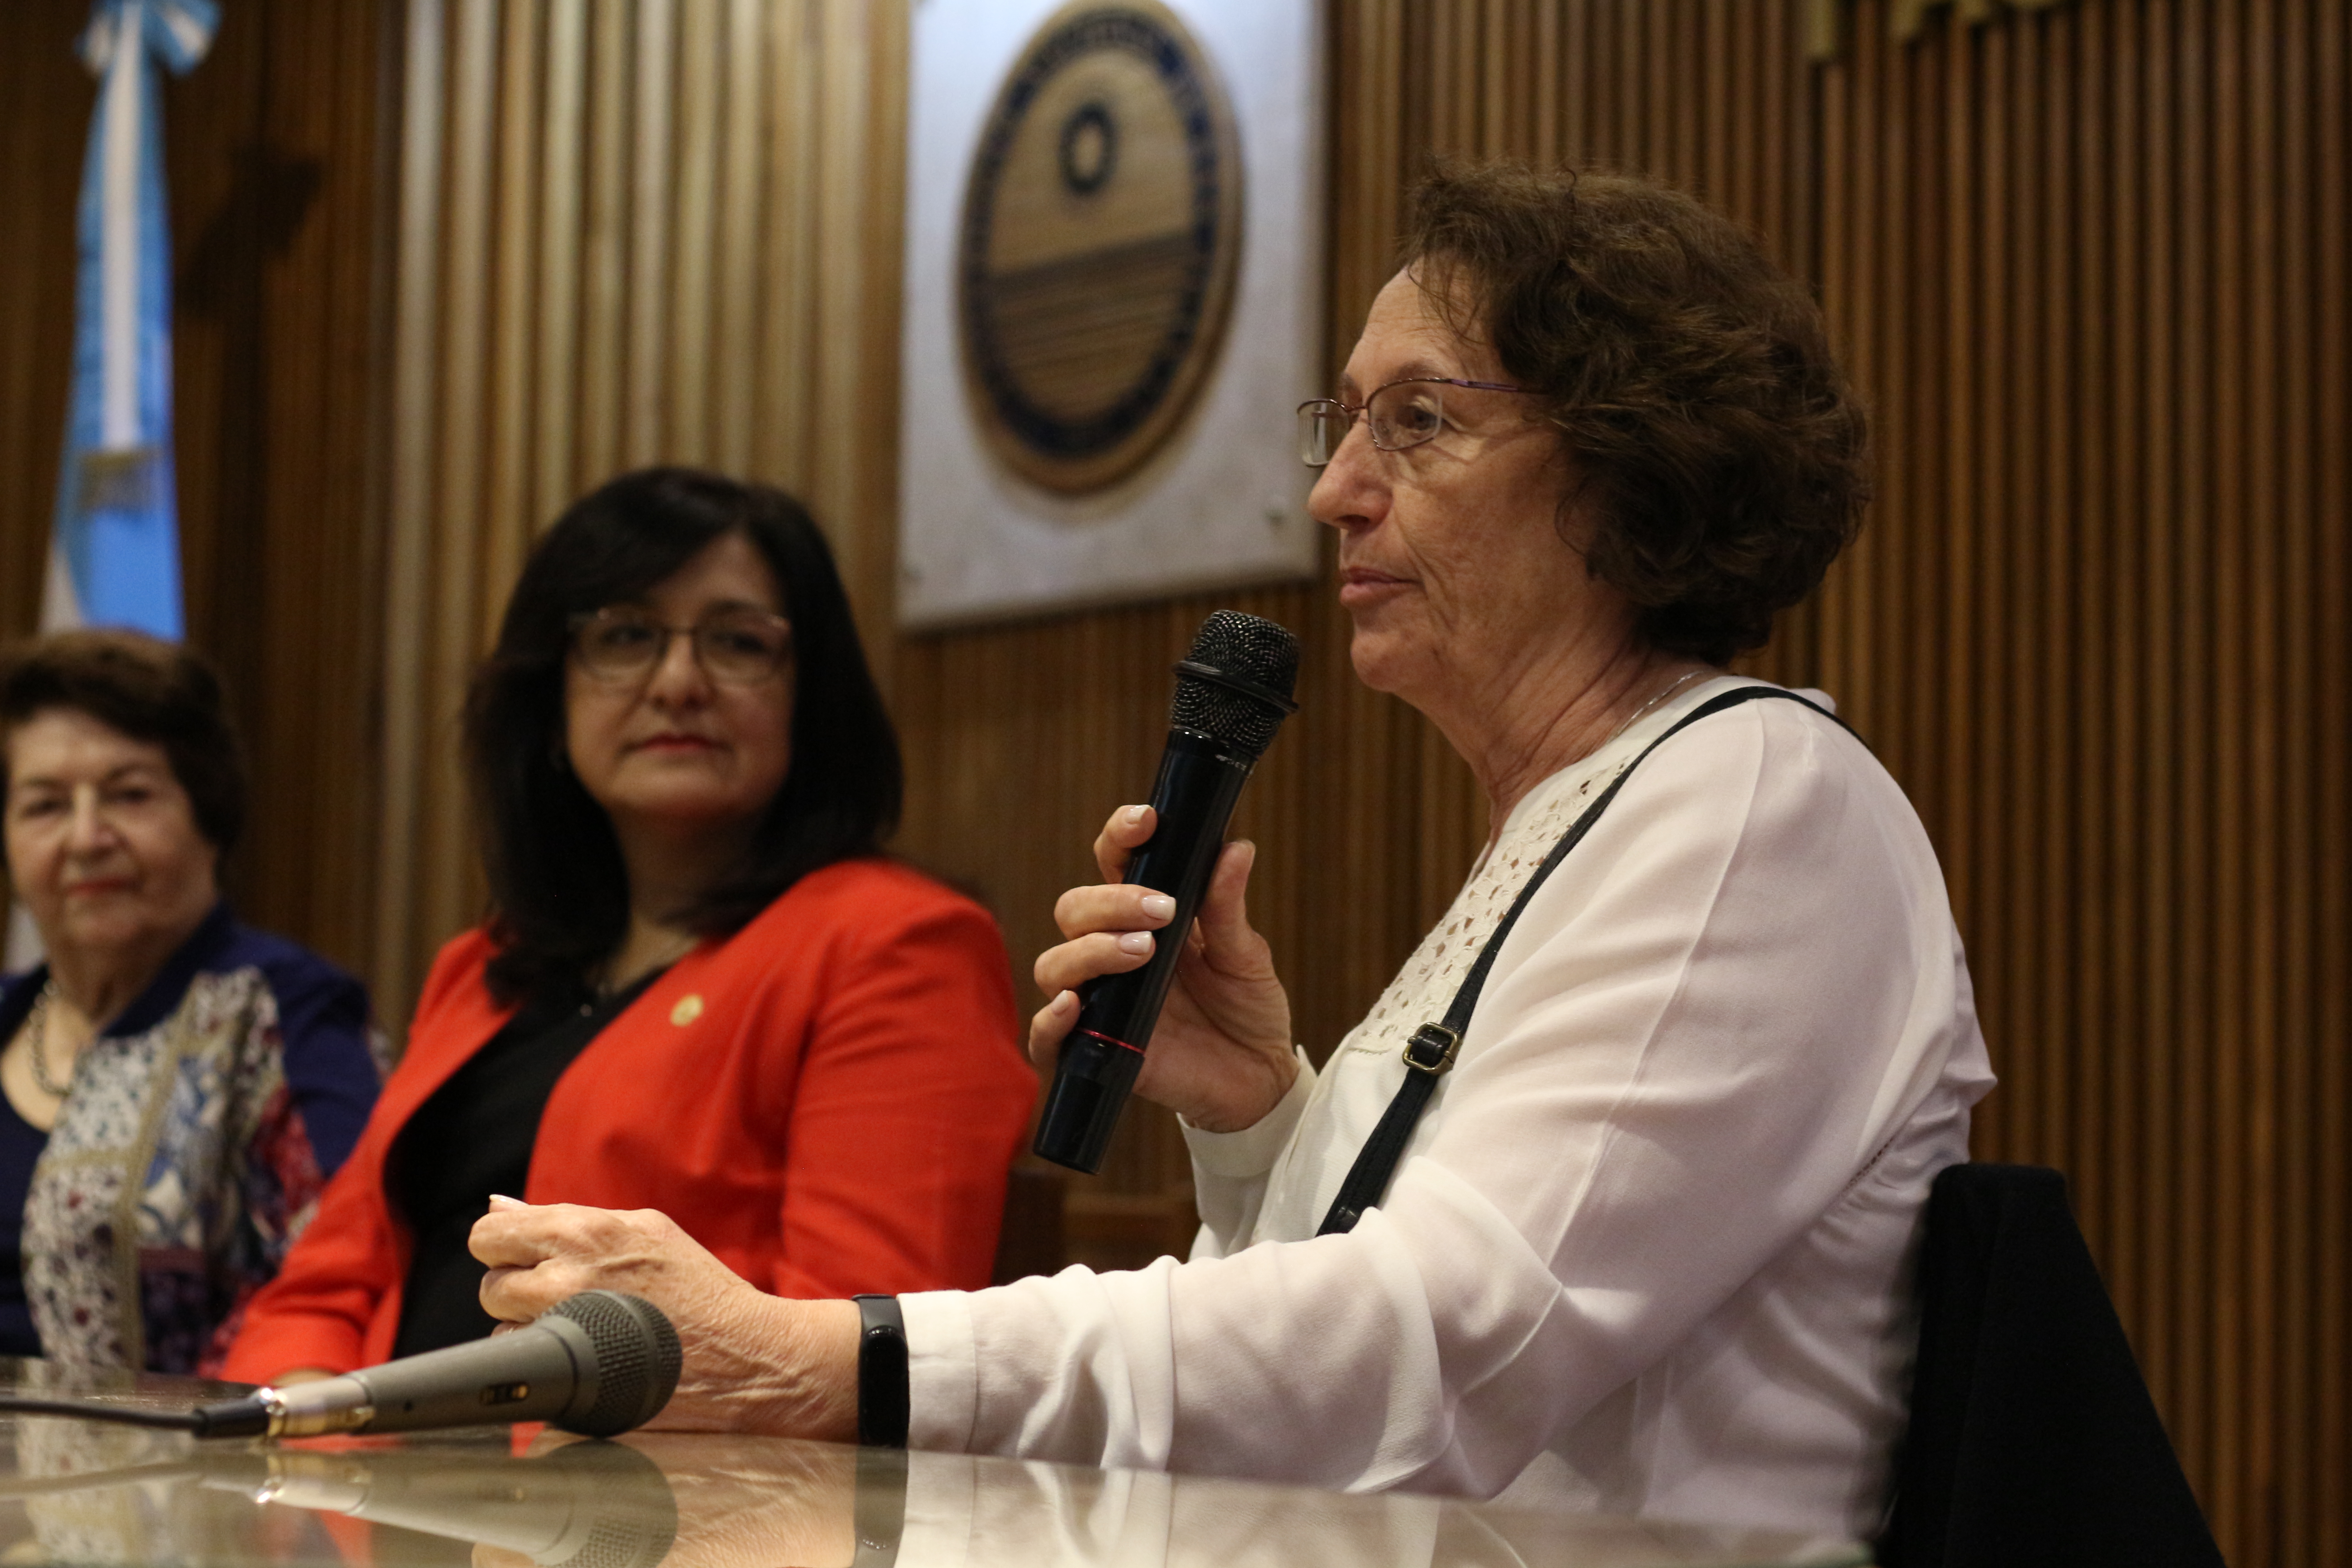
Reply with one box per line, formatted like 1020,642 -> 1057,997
470,1197 -> 858,1437
1029,805 -> 1298,1135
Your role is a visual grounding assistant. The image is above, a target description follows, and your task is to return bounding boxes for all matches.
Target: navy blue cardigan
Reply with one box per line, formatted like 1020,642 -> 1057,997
0,904 -> 381,1371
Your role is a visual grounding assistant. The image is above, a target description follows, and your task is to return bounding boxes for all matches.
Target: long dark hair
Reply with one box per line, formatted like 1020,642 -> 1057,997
466,467 -> 902,1007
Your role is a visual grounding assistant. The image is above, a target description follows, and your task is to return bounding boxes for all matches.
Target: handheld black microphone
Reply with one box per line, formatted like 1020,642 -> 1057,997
191,1290 -> 681,1441
1034,611 -> 1301,1174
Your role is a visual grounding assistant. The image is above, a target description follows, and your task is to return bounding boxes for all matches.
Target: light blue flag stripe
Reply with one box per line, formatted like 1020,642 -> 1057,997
46,0 -> 218,638
10,0 -> 217,973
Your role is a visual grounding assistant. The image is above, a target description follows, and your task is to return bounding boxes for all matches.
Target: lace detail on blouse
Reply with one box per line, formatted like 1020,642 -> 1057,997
1343,701 -> 1698,1055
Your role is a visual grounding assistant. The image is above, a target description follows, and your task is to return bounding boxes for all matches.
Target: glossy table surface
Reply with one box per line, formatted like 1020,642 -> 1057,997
0,1364 -> 1870,1567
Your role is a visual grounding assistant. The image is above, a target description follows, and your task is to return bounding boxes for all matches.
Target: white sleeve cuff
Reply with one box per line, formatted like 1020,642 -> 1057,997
899,1287 -> 980,1454
1180,1049 -> 1316,1180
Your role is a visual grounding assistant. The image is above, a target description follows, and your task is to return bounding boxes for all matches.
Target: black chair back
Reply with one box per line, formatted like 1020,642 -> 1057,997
1878,1163 -> 2222,1568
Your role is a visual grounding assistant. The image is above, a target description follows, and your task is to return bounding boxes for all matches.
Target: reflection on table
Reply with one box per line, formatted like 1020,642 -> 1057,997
0,1362 -> 1866,1568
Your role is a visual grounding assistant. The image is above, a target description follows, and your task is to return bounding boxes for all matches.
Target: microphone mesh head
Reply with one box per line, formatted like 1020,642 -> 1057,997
1170,612 -> 1300,760
551,1291 -> 684,1439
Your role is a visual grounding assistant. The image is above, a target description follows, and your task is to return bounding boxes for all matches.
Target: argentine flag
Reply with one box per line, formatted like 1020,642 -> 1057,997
45,0 -> 216,634
6,0 -> 216,971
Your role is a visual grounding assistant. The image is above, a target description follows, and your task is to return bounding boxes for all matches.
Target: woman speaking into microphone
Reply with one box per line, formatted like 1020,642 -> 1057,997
460,164 -> 1994,1539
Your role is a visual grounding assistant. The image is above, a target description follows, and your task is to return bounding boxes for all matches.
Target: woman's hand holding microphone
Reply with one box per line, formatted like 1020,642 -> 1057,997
1028,804 -> 1298,1136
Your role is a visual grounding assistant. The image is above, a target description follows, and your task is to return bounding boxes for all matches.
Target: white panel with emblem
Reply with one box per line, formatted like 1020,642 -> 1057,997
899,0 -> 1323,628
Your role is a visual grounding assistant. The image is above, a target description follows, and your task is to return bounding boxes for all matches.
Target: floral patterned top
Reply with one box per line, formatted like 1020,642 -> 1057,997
0,905 -> 381,1376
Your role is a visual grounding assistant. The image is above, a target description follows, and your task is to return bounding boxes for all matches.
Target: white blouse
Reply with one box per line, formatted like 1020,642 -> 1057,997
902,677 -> 1996,1539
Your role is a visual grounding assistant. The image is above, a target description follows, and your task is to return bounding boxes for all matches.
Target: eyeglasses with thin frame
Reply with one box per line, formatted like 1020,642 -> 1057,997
568,605 -> 794,686
1297,376 -> 1537,467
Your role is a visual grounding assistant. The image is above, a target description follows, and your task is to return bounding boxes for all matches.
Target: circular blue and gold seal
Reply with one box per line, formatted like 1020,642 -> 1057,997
958,2 -> 1244,494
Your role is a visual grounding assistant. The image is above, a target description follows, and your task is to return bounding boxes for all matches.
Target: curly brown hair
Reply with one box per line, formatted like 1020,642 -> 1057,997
1402,161 -> 1868,665
0,629 -> 248,855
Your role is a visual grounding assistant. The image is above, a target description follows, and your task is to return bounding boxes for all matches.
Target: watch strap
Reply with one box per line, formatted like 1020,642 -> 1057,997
852,1294 -> 910,1449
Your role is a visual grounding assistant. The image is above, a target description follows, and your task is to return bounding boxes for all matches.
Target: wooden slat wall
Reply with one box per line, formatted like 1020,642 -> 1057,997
368,0 -> 909,1017
897,2 -> 2350,1562
0,3 -> 90,638
3,1 -> 2345,1560
0,0 -> 390,981
1806,5 -> 2348,1560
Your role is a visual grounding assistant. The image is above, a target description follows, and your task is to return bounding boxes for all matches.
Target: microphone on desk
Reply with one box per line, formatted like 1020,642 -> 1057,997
191,1289 -> 682,1440
1033,610 -> 1301,1175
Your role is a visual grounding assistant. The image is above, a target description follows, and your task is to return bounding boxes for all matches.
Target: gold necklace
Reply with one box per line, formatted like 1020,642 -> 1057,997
23,982 -> 79,1099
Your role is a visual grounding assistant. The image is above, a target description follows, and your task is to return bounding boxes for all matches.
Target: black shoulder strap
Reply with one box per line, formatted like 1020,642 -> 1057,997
1316,686 -> 1850,1237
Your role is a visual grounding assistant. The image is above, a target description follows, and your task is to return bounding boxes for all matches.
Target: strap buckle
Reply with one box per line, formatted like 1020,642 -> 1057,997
1402,1023 -> 1460,1075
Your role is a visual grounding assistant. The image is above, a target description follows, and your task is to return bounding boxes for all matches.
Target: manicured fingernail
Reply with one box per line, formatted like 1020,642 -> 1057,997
1053,990 -> 1078,1011
1125,805 -> 1149,824
1117,931 -> 1155,955
1139,893 -> 1176,921
488,1194 -> 526,1210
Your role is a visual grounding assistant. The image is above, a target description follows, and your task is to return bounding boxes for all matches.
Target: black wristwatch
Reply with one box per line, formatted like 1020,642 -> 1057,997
852,1294 -> 910,1448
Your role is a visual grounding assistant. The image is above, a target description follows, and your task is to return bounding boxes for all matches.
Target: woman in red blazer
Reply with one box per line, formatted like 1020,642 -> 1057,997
223,470 -> 1033,1379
